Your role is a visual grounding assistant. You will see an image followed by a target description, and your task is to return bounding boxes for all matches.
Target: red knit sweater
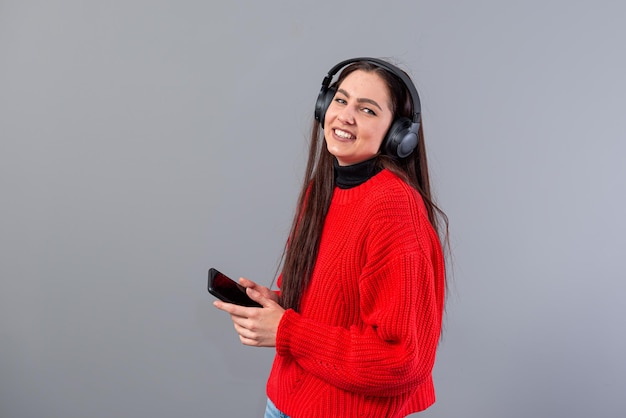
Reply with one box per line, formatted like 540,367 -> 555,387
267,169 -> 445,417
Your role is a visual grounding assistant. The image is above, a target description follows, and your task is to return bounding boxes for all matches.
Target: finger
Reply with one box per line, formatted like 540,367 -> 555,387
237,278 -> 279,303
245,287 -> 277,308
232,321 -> 264,346
213,300 -> 228,311
238,277 -> 259,288
213,300 -> 253,318
238,335 -> 261,347
231,313 -> 253,329
232,321 -> 249,337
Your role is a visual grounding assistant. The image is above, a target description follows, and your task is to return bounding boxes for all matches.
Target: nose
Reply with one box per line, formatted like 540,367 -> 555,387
337,106 -> 355,125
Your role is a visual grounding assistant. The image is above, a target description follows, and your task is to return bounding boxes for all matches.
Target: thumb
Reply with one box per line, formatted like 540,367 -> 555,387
246,287 -> 275,308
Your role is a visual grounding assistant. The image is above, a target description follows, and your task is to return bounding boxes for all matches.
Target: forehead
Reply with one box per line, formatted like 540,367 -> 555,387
338,70 -> 392,110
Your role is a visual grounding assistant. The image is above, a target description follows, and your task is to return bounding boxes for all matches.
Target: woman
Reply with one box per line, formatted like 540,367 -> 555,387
214,57 -> 448,417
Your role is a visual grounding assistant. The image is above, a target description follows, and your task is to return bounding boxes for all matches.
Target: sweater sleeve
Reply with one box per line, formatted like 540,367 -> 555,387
275,200 -> 444,397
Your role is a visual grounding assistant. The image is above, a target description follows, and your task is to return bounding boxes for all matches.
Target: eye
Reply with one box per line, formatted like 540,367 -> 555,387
334,97 -> 347,105
361,107 -> 377,116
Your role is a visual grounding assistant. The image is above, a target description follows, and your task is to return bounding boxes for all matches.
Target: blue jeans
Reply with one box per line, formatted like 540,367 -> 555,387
264,398 -> 290,418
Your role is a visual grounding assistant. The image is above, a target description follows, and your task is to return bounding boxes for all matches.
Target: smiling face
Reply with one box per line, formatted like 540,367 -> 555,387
323,70 -> 394,166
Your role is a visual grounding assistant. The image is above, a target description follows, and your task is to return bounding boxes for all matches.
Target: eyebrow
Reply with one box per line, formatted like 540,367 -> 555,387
337,88 -> 384,112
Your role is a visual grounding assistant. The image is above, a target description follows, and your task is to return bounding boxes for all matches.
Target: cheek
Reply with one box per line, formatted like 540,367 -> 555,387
368,136 -> 385,153
323,124 -> 332,140
324,101 -> 339,119
324,119 -> 333,138
369,124 -> 390,147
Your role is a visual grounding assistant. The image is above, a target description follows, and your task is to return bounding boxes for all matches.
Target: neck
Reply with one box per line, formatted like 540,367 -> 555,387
333,157 -> 382,189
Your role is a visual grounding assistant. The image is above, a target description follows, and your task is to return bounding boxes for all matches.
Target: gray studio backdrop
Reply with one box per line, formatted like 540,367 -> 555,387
1,1 -> 625,417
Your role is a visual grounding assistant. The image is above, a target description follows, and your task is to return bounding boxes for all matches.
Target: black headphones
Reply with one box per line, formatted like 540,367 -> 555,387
314,57 -> 422,159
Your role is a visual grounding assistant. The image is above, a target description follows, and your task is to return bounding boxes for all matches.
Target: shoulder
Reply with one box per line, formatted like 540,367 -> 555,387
358,170 -> 440,277
363,170 -> 435,248
366,169 -> 428,218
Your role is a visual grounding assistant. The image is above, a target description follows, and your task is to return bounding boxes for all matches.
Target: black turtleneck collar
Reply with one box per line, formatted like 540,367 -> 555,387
334,157 -> 383,189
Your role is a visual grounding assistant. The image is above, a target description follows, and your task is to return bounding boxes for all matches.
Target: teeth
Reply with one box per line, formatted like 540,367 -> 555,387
334,129 -> 354,139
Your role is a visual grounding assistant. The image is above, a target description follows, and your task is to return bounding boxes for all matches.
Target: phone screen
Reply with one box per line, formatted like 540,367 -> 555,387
208,268 -> 262,307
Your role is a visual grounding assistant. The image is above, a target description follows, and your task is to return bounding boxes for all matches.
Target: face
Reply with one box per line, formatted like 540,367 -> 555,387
323,70 -> 394,166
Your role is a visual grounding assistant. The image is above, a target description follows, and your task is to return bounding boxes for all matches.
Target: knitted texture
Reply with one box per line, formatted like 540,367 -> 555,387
267,169 -> 445,418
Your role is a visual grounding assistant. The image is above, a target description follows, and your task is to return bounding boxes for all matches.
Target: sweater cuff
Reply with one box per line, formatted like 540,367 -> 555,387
276,308 -> 298,357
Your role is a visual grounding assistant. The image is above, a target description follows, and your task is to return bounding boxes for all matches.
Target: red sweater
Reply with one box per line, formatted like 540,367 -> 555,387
267,169 -> 445,417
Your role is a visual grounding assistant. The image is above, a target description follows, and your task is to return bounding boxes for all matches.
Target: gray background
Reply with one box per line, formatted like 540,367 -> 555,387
1,1 -> 625,417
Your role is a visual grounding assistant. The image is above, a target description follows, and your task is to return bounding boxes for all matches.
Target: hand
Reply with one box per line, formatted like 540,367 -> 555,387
237,277 -> 280,304
213,278 -> 284,347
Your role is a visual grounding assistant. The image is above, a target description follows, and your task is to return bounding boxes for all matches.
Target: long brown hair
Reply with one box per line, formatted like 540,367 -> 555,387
278,60 -> 448,311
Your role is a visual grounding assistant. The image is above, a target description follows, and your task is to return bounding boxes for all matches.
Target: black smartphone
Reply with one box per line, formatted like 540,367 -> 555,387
208,268 -> 262,308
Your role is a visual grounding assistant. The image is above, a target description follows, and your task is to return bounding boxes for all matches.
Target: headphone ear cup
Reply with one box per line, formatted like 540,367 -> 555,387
314,87 -> 336,127
384,117 -> 420,158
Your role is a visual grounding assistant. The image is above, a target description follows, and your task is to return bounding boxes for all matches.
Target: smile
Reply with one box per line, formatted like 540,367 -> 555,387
334,129 -> 355,140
